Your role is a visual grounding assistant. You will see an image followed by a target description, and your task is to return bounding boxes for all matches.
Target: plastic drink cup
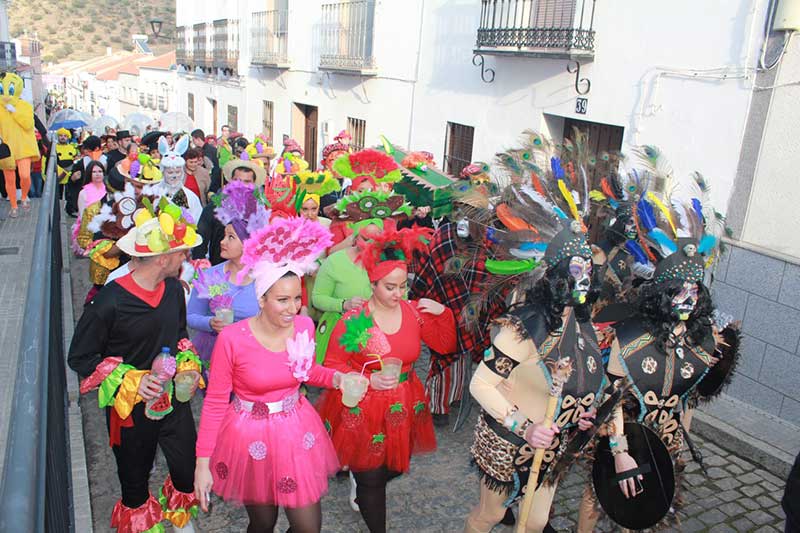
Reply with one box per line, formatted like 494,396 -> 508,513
174,371 -> 197,403
341,372 -> 369,408
215,308 -> 234,325
380,357 -> 403,385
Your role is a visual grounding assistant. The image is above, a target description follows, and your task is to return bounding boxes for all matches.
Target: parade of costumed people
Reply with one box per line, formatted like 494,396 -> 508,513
186,179 -> 271,371
68,195 -> 204,533
193,215 -> 348,533
409,161 -> 507,428
315,222 -> 457,533
576,150 -> 741,533
0,72 -> 38,218
463,130 -> 609,533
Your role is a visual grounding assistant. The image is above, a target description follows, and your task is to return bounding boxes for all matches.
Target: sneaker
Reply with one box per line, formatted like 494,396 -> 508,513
21,199 -> 30,212
349,471 -> 359,512
9,208 -> 18,218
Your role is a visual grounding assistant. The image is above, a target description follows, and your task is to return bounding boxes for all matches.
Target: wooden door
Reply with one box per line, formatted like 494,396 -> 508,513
209,98 -> 218,137
304,104 -> 319,170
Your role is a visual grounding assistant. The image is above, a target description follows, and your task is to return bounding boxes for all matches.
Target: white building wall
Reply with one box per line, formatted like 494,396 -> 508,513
176,0 -> 769,214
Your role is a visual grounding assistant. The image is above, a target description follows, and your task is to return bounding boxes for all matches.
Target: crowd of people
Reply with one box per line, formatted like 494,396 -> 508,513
53,114 -> 795,533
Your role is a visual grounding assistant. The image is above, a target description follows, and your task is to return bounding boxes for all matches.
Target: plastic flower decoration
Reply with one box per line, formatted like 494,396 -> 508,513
286,329 -> 316,382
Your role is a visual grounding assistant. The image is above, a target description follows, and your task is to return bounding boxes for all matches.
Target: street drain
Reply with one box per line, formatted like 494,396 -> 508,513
0,247 -> 19,255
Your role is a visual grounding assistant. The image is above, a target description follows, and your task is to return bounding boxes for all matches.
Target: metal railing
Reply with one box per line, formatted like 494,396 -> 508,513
320,0 -> 377,73
212,19 -> 240,71
193,22 -> 209,67
176,26 -> 191,66
0,149 -> 72,531
0,41 -> 17,71
476,0 -> 596,57
251,9 -> 290,67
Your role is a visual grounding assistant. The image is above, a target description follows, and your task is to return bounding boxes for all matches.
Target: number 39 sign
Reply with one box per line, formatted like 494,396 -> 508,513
575,98 -> 588,115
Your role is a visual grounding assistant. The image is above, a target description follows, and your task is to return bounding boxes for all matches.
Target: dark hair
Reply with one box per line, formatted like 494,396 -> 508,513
520,257 -> 598,331
84,160 -> 107,187
221,125 -> 231,131
191,128 -> 205,139
184,147 -> 203,161
82,135 -> 102,151
126,142 -> 138,155
232,166 -> 256,180
635,279 -> 714,352
234,137 -> 249,149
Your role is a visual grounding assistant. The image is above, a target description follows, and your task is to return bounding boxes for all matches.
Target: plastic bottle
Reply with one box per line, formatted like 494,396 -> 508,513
145,346 -> 177,420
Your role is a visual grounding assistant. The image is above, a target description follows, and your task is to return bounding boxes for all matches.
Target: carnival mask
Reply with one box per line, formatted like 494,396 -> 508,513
163,165 -> 185,191
456,218 -> 470,239
672,282 -> 699,321
569,256 -> 592,305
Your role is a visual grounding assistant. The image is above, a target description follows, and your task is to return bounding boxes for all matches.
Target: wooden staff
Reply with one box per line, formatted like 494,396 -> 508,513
516,358 -> 574,533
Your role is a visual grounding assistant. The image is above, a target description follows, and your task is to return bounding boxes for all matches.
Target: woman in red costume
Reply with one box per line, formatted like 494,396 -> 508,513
316,225 -> 456,533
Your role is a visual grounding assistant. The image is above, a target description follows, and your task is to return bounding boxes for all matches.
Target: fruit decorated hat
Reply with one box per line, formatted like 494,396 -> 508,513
333,148 -> 403,191
117,196 -> 202,257
292,168 -> 341,208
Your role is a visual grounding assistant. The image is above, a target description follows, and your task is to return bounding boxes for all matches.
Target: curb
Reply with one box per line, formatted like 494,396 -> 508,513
694,398 -> 797,480
61,207 -> 94,533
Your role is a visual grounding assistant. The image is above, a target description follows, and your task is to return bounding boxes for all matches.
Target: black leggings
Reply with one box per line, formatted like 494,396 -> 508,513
107,401 -> 196,508
353,466 -> 402,533
244,501 -> 322,533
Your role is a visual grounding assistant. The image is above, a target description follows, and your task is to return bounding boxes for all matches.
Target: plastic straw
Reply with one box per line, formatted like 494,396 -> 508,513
360,355 -> 383,377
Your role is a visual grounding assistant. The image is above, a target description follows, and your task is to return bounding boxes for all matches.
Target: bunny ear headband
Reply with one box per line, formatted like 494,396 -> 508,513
159,136 -> 190,170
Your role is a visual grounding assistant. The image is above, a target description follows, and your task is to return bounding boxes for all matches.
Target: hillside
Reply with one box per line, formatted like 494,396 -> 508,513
7,0 -> 176,63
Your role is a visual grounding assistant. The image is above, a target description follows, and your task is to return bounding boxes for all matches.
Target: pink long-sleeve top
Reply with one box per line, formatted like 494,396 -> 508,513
196,315 -> 336,457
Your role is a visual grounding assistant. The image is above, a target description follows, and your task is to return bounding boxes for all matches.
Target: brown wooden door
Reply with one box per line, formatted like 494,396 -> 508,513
304,105 -> 318,170
563,118 -> 624,241
209,98 -> 218,137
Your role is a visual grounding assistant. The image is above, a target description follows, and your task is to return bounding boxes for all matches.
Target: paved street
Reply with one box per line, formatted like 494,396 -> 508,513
0,197 -> 40,479
69,257 -> 789,532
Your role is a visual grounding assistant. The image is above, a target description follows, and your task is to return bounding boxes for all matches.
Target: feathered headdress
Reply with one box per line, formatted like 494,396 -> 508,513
213,181 -> 271,240
632,150 -> 728,284
333,148 -> 403,190
357,224 -> 433,282
240,216 -> 333,297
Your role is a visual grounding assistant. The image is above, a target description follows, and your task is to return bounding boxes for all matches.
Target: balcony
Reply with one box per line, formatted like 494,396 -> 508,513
0,42 -> 16,71
138,93 -> 145,106
319,0 -> 377,75
475,0 -> 596,60
212,18 -> 240,72
193,23 -> 210,68
158,96 -> 167,112
176,26 -> 192,67
251,9 -> 290,68
147,94 -> 155,109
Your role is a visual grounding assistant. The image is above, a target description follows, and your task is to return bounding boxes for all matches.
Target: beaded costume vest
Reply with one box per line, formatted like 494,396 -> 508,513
614,319 -> 714,447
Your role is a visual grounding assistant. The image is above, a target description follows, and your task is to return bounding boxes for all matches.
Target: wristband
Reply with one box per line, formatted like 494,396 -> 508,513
502,408 -> 519,432
517,418 -> 532,438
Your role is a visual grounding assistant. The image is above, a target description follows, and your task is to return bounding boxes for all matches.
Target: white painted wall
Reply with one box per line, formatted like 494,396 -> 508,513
741,35 -> 800,258
176,0 -> 770,214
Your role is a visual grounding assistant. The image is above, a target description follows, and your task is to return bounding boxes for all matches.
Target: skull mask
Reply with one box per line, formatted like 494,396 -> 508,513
671,281 -> 699,321
568,256 -> 592,305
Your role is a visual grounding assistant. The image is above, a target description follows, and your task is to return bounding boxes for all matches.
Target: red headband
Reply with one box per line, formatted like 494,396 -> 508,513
367,260 -> 407,282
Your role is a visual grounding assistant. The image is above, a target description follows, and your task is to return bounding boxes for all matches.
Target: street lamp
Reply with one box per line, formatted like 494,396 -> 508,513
149,19 -> 164,39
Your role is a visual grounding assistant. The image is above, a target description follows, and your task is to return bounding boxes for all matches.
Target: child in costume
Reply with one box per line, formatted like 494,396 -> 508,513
464,132 -> 604,533
316,224 -> 456,533
55,127 -> 79,199
68,200 -> 204,533
194,216 -> 349,533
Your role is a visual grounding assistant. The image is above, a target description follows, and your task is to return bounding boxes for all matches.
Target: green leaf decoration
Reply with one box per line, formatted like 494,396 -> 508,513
389,402 -> 404,413
349,407 -> 362,415
340,310 -> 375,353
142,197 -> 155,217
413,400 -> 425,414
371,433 -> 385,443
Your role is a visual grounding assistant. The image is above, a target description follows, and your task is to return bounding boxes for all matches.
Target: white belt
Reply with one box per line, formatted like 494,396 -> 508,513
232,391 -> 299,417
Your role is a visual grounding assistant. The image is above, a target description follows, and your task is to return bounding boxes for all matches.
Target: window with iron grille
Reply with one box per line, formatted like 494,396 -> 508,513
443,122 -> 474,177
319,0 -> 376,73
227,105 -> 238,133
347,117 -> 366,151
262,101 -> 274,142
188,93 -> 195,120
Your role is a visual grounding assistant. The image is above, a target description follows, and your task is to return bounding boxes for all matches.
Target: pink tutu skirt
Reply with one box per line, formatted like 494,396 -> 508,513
210,392 -> 340,507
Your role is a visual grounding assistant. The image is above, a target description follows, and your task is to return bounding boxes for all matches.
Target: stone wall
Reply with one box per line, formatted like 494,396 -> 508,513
712,241 -> 800,425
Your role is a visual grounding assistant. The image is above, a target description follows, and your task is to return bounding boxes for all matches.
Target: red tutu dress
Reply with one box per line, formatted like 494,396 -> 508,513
316,300 -> 456,473
196,315 -> 340,507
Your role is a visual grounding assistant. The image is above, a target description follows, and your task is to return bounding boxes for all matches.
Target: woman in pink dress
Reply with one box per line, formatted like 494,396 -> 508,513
194,216 -> 349,532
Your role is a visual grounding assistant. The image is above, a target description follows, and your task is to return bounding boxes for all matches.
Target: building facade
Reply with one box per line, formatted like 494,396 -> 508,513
173,0 -> 798,424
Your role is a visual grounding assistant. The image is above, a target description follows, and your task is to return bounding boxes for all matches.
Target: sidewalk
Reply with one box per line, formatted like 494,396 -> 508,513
0,198 -> 40,479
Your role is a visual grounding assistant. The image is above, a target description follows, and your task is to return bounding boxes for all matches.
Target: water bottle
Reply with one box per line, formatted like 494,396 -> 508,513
145,346 -> 177,420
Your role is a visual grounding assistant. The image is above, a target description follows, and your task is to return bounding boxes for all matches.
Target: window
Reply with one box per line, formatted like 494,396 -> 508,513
227,105 -> 238,132
187,93 -> 195,120
347,117 -> 366,151
262,100 -> 274,142
443,122 -> 474,177
319,0 -> 376,73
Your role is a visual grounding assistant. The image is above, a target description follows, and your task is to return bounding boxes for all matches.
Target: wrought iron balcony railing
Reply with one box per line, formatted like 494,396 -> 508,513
320,0 -> 377,75
213,18 -> 240,72
475,0 -> 596,59
176,26 -> 192,66
0,41 -> 17,71
251,9 -> 290,67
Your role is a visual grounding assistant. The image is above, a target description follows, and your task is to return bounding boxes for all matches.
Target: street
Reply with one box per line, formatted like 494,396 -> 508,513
70,256 -> 788,533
